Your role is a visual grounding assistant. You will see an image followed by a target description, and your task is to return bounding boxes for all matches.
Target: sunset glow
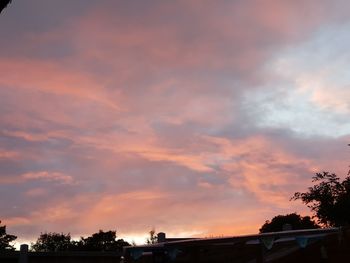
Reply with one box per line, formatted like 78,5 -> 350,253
1,0 -> 349,245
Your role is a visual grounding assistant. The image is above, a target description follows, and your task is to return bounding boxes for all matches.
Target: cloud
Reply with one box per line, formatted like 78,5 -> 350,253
0,150 -> 19,159
21,171 -> 75,185
245,22 -> 350,138
0,0 -> 349,242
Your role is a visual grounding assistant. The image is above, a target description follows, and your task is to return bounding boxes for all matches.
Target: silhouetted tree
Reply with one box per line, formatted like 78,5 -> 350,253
31,230 -> 129,252
77,230 -> 129,252
31,232 -> 72,252
292,172 -> 350,227
0,220 -> 17,251
259,213 -> 320,233
0,0 -> 12,14
146,228 -> 157,244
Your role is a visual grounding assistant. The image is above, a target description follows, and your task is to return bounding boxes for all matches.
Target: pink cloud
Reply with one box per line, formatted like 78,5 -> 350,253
21,171 -> 75,185
0,58 -> 121,111
0,0 -> 349,243
0,149 -> 19,159
25,188 -> 48,197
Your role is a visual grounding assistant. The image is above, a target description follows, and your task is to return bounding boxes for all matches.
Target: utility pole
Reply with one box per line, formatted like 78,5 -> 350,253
348,144 -> 350,175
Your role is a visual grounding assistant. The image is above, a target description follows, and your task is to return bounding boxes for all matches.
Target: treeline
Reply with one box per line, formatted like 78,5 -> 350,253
0,227 -> 129,252
30,230 -> 130,252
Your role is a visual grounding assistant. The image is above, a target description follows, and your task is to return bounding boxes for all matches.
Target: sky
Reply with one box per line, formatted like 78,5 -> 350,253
0,0 -> 350,245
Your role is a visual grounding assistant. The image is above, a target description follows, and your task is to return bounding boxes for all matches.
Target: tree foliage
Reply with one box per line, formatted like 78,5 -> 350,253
31,230 -> 129,252
146,229 -> 157,244
0,0 -> 12,14
292,172 -> 350,227
0,221 -> 17,251
77,230 -> 129,251
31,232 -> 72,252
259,213 -> 320,233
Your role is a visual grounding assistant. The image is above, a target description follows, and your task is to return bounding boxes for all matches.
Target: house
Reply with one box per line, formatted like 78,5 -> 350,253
122,227 -> 350,263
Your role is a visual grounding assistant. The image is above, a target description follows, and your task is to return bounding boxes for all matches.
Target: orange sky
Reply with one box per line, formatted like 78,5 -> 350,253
0,0 -> 350,245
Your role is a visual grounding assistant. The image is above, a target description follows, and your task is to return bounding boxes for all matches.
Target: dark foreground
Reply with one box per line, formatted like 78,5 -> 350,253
1,228 -> 350,263
123,228 -> 350,263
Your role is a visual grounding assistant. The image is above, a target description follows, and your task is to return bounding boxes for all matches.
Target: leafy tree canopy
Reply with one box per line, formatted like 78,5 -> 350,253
259,213 -> 320,233
31,232 -> 72,252
0,220 -> 17,251
292,172 -> 350,227
0,0 -> 12,14
77,230 -> 129,251
31,230 -> 129,252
